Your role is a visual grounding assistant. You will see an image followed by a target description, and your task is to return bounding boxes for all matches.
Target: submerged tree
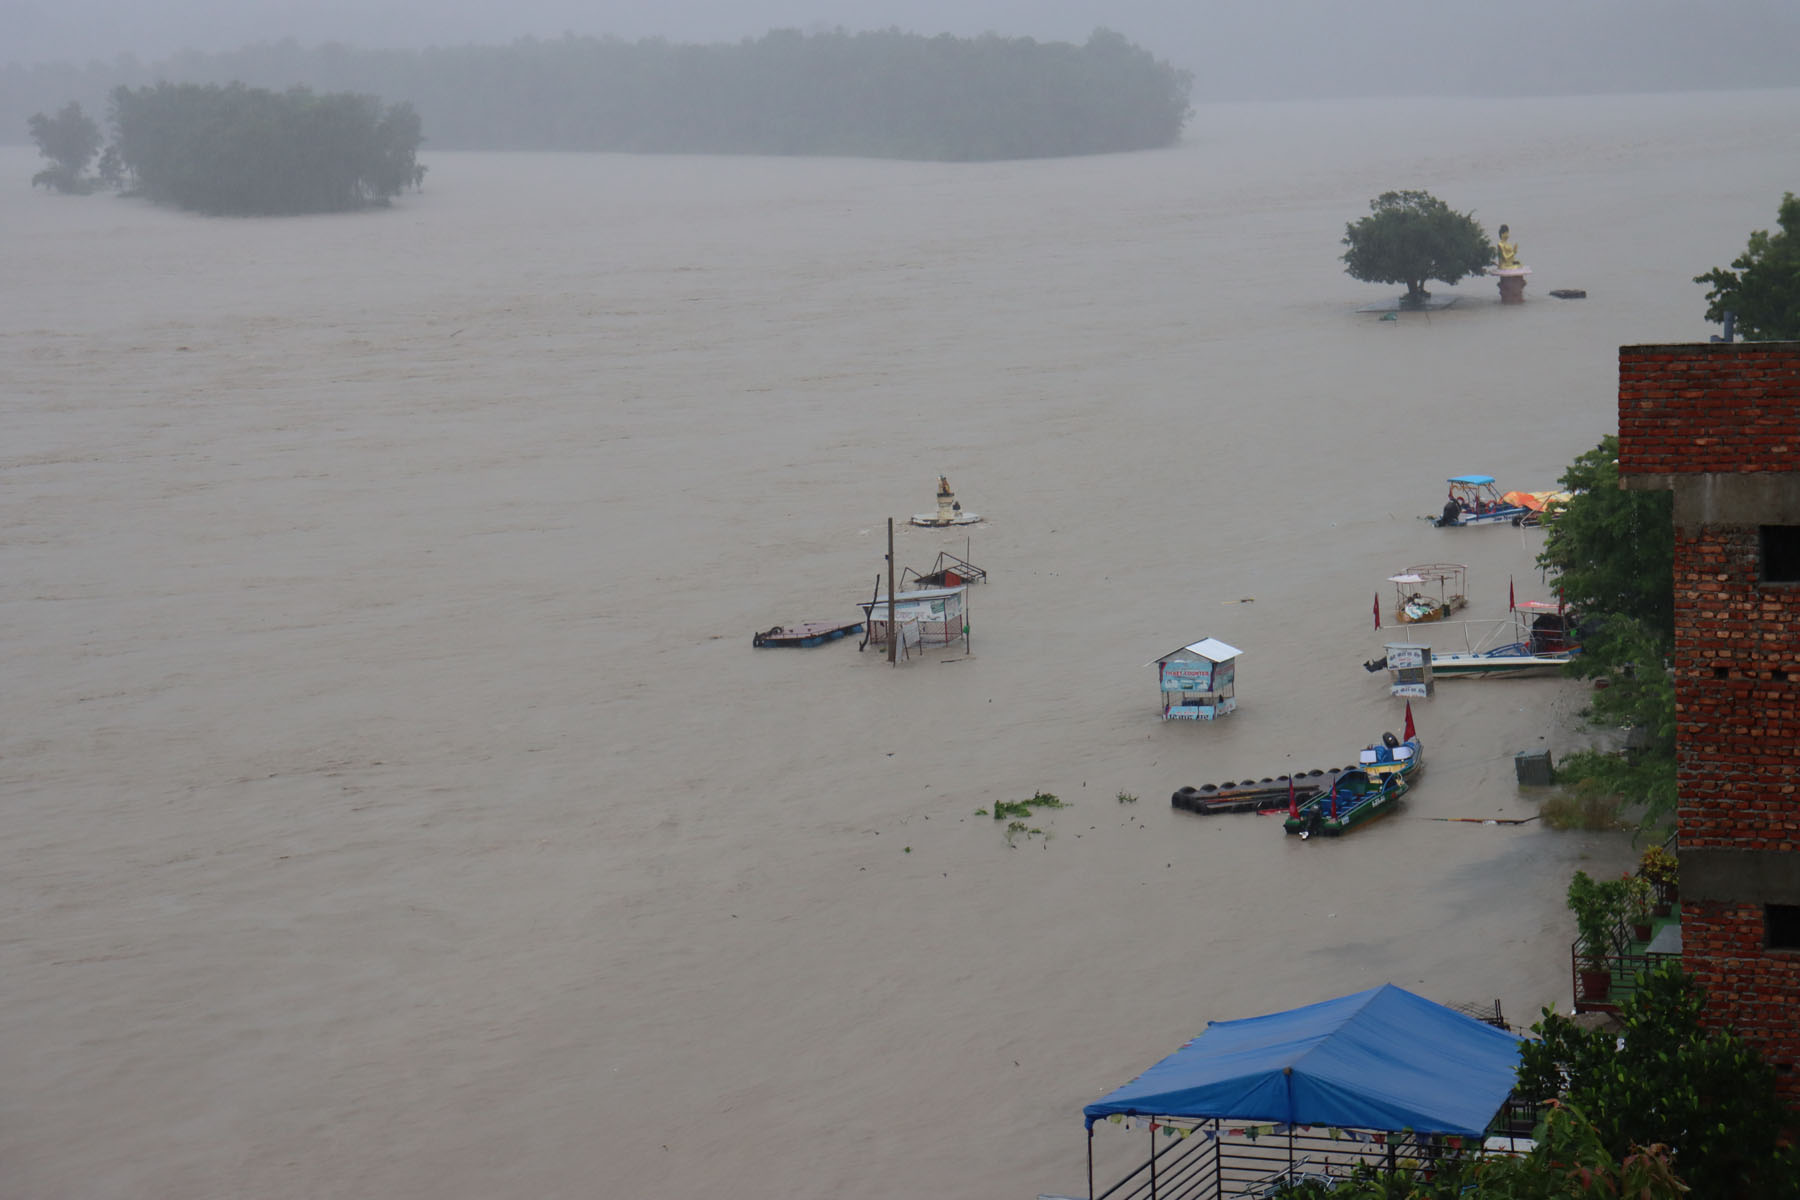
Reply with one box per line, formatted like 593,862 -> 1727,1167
108,82 -> 424,216
1694,192 -> 1800,340
1341,190 -> 1492,305
27,100 -> 103,193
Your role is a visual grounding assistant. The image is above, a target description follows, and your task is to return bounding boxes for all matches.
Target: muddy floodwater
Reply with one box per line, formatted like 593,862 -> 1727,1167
3,88 -> 1796,1199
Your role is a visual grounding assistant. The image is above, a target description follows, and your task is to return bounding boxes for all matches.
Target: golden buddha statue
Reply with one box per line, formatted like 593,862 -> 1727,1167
1495,224 -> 1521,271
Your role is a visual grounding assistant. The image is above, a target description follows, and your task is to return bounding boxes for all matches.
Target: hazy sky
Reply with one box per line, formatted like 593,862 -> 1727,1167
7,0 -> 1800,99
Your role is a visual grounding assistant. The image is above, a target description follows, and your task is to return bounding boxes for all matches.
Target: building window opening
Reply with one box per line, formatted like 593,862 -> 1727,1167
1763,526 -> 1800,583
1767,904 -> 1800,950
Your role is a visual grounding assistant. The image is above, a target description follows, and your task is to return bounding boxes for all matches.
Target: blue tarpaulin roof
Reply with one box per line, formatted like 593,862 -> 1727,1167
1082,984 -> 1521,1136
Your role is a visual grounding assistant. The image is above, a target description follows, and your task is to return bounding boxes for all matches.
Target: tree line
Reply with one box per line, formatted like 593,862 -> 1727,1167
8,27 -> 1192,161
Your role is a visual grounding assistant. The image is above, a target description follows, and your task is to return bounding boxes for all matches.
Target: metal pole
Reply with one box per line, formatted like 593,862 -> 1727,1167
887,518 -> 897,666
1212,1120 -> 1223,1197
1086,1125 -> 1094,1200
1148,1121 -> 1157,1200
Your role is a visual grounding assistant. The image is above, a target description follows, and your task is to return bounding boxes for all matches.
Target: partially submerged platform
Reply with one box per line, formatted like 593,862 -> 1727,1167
1357,295 -> 1460,313
753,620 -> 864,648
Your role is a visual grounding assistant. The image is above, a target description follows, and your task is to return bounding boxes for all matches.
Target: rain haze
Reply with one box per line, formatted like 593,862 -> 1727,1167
7,0 -> 1800,1197
8,0 -> 1800,96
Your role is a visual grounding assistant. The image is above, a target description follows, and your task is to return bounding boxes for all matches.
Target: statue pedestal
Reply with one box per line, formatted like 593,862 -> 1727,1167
1494,266 -> 1530,304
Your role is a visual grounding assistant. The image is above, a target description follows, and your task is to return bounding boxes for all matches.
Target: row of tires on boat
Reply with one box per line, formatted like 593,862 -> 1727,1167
1170,731 -> 1423,838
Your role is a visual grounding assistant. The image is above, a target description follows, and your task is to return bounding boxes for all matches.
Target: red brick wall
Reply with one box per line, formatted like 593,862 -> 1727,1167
1618,343 -> 1800,476
1618,342 -> 1800,1100
1673,523 -> 1800,850
1682,900 -> 1800,1078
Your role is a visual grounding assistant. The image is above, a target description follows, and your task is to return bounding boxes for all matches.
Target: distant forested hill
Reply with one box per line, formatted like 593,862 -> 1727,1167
5,28 -> 1193,160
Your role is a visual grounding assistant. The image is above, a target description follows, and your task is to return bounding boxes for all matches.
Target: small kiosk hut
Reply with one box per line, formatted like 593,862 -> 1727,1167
1149,639 -> 1240,720
858,585 -> 969,657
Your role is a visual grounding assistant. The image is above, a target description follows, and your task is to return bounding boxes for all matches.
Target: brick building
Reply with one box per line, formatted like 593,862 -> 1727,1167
1617,341 -> 1800,1096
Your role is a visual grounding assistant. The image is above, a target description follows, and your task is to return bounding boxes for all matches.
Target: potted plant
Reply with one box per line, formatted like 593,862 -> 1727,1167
1568,870 -> 1628,1002
1639,844 -> 1679,914
1623,872 -> 1655,942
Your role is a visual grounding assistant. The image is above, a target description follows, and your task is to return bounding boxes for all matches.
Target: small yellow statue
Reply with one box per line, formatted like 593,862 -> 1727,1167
1495,224 -> 1521,271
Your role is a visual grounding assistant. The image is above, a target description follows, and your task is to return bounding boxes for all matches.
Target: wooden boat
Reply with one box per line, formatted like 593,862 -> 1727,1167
1283,732 -> 1421,838
1418,603 -> 1580,678
753,620 -> 864,648
1429,475 -> 1530,527
1390,563 -> 1467,624
1427,649 -> 1571,678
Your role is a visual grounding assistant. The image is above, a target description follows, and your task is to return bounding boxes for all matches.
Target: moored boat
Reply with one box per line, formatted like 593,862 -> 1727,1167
1430,475 -> 1530,527
1284,723 -> 1421,838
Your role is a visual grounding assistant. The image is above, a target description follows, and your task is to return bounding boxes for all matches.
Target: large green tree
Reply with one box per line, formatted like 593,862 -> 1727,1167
1341,190 -> 1493,304
1694,192 -> 1800,340
1537,435 -> 1677,828
1537,436 -> 1673,640
1513,964 -> 1800,1200
27,100 -> 102,193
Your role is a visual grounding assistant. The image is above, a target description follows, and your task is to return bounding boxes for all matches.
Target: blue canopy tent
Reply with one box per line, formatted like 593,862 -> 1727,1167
1073,985 -> 1522,1198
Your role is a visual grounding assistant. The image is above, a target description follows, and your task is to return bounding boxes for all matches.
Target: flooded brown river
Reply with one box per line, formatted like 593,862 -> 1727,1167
3,88 -> 1796,1198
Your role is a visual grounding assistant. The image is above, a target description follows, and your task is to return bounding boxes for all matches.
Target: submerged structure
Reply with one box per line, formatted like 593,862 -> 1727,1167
910,475 -> 981,527
1060,984 -> 1526,1200
1148,638 -> 1241,720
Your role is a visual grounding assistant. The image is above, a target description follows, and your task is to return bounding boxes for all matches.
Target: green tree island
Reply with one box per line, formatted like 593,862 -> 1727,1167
1341,190 -> 1493,306
108,82 -> 423,216
1695,192 -> 1800,340
27,101 -> 102,192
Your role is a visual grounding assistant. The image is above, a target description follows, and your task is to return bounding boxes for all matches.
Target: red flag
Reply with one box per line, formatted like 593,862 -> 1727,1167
1509,576 -> 1515,612
1287,773 -> 1298,820
1373,591 -> 1381,631
1403,700 -> 1416,743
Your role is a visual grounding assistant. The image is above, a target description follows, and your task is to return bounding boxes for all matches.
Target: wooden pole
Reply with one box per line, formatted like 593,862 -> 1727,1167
887,517 -> 897,666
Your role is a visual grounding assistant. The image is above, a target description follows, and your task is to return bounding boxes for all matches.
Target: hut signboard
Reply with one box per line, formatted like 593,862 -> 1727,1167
1385,642 -> 1434,698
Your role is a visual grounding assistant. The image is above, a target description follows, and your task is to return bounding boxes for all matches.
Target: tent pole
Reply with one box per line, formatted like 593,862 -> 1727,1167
1212,1120 -> 1223,1197
1148,1120 -> 1156,1199
1086,1126 -> 1094,1200
1285,1065 -> 1296,1180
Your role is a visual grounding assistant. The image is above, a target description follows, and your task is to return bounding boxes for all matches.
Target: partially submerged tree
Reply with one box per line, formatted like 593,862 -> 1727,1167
1341,190 -> 1492,305
108,82 -> 424,215
27,101 -> 103,193
1694,192 -> 1800,341
1537,435 -> 1677,830
1538,436 -> 1673,639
